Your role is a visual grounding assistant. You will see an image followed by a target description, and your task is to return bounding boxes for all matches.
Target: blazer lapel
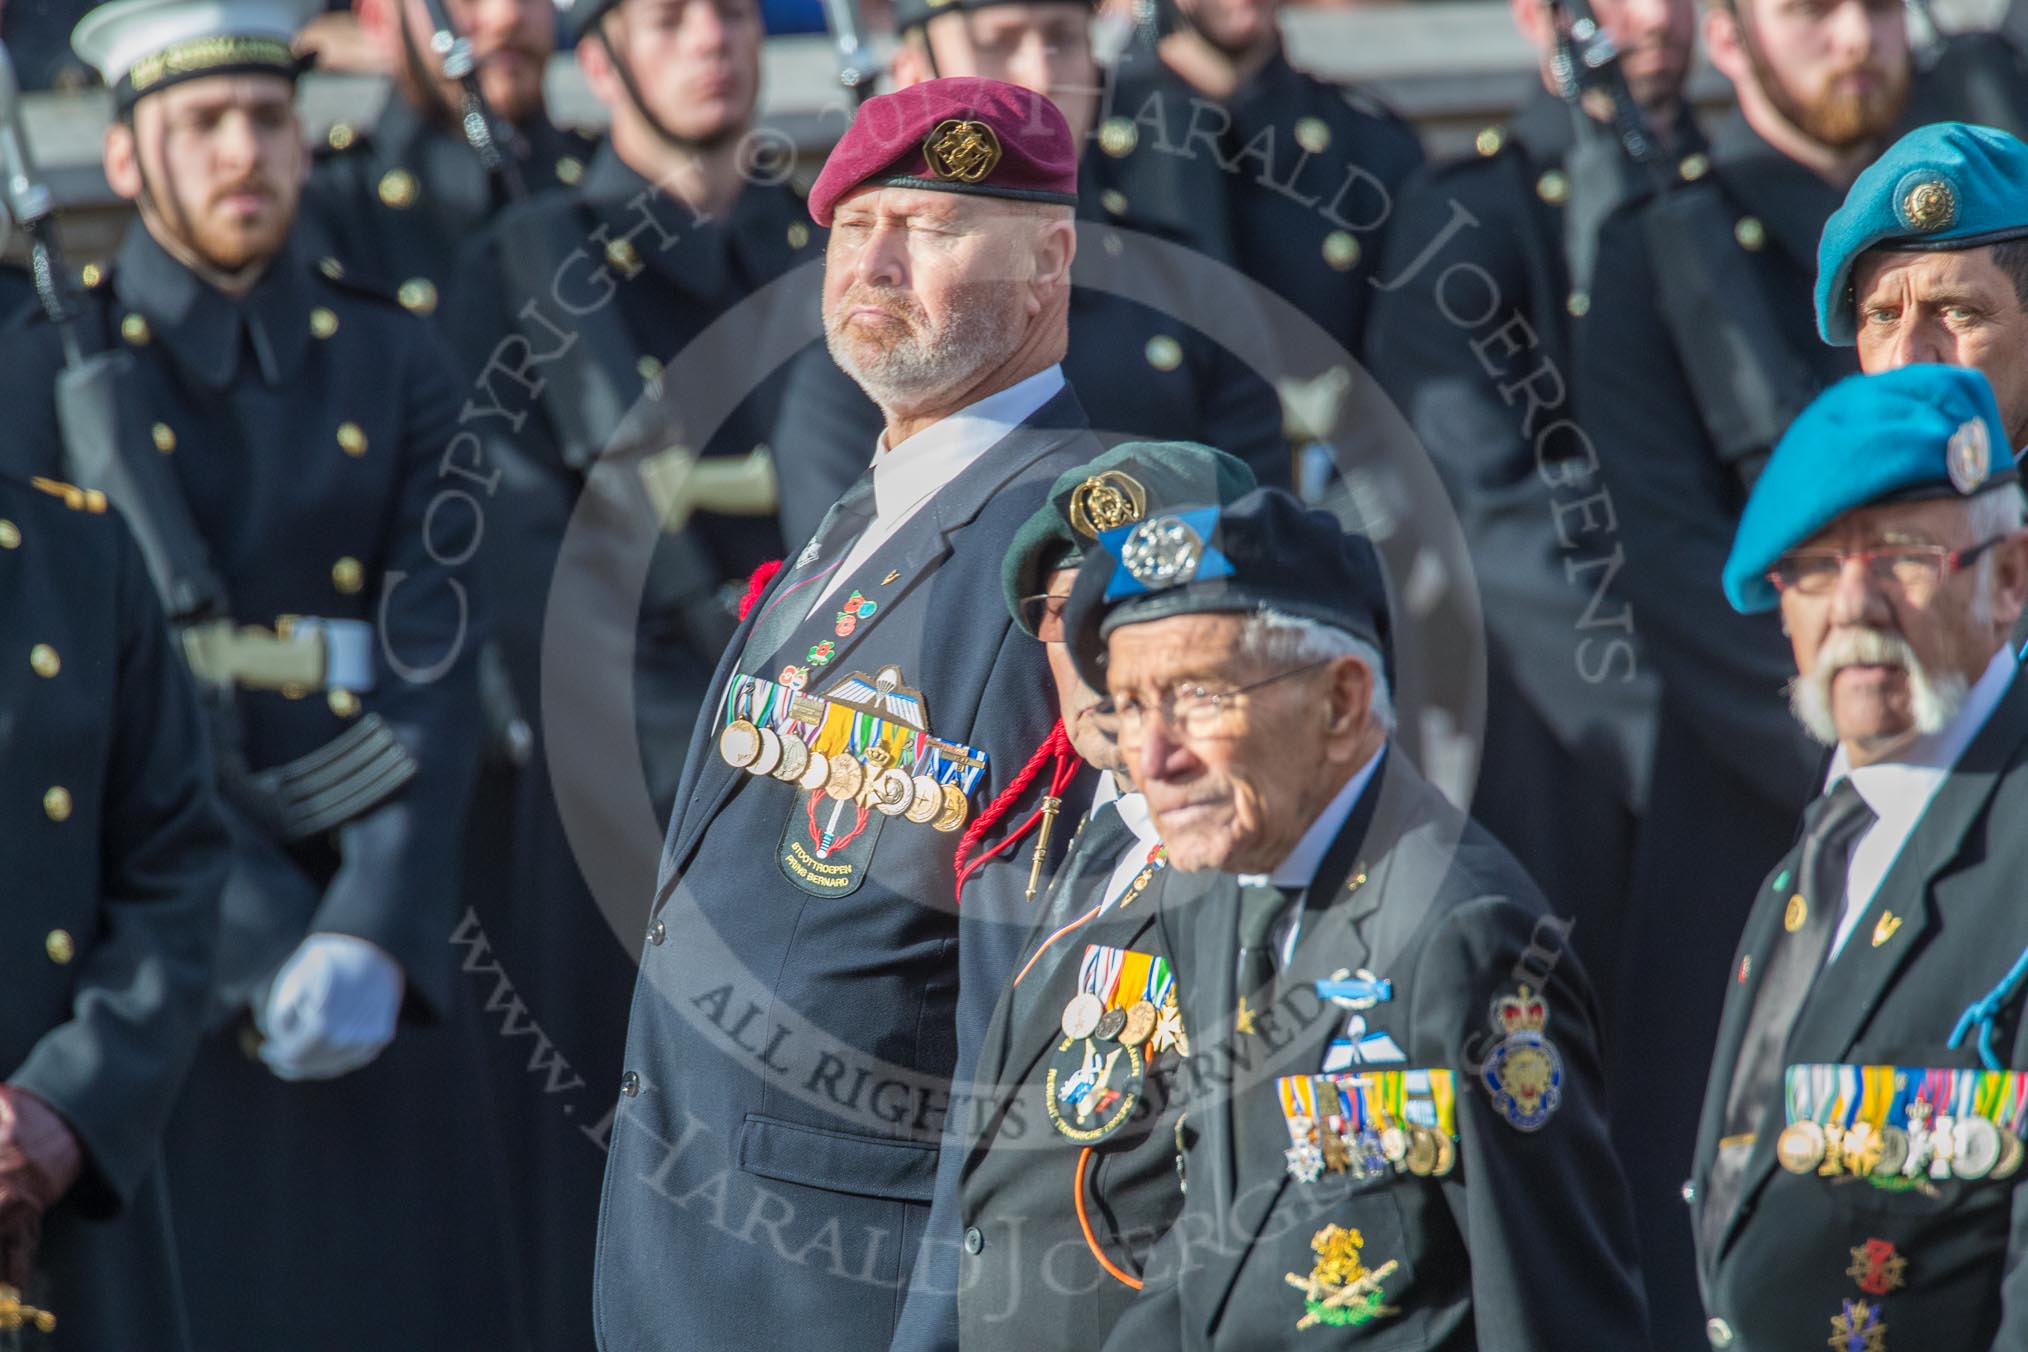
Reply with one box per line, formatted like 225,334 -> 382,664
1718,669 -> 2028,1257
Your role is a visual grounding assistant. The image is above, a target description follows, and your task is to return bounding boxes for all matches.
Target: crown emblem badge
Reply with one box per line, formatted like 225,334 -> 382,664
1480,983 -> 1563,1132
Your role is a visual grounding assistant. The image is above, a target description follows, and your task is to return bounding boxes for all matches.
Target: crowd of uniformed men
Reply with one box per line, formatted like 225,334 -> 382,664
6,0 -> 2028,1344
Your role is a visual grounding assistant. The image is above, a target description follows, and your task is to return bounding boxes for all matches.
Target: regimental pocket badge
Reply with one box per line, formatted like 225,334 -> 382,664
1283,1224 -> 1400,1331
1479,984 -> 1563,1132
1044,1035 -> 1145,1144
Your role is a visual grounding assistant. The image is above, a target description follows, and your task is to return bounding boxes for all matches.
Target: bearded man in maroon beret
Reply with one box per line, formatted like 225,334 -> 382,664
593,77 -> 1109,1352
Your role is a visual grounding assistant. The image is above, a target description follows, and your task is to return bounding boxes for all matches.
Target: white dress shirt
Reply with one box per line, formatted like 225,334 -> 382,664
1824,647 -> 2018,960
1239,744 -> 1387,965
1088,772 -> 1164,915
808,365 -> 1065,614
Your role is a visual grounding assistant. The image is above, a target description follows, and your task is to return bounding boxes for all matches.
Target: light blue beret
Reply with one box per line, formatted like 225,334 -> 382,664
1815,122 -> 2028,345
1724,364 -> 2016,614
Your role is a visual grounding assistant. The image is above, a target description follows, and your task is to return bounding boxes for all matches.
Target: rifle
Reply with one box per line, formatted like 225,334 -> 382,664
0,43 -> 78,368
416,0 -> 527,199
821,0 -> 877,105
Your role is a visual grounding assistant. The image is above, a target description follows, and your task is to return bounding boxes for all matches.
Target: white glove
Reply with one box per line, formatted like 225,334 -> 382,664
255,933 -> 405,1082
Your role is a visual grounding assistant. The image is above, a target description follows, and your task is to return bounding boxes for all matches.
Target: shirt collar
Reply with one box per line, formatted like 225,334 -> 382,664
866,364 -> 1065,519
1241,743 -> 1387,890
113,224 -> 312,390
1826,646 -> 2020,818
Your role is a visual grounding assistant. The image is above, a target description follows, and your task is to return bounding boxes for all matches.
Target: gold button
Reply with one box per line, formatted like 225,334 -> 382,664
378,168 -> 418,209
29,643 -> 59,677
1679,152 -> 1710,182
310,306 -> 339,338
45,930 -> 74,965
327,120 -> 356,151
1536,170 -> 1569,204
319,256 -> 346,281
328,688 -> 361,718
152,422 -> 176,453
637,355 -> 664,383
337,422 -> 368,457
1566,290 -> 1591,318
397,278 -> 438,316
280,682 -> 309,701
331,556 -> 364,595
1475,126 -> 1505,157
1322,231 -> 1360,271
120,313 -> 150,345
43,786 -> 71,822
1735,216 -> 1766,251
786,222 -> 810,250
606,238 -> 641,272
1295,117 -> 1331,154
1144,335 -> 1183,372
79,262 -> 102,289
0,519 -> 19,549
1100,189 -> 1129,218
1099,117 -> 1137,158
556,154 -> 584,186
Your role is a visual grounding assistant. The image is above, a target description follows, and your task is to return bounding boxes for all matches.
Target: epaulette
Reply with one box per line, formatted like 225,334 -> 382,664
30,477 -> 107,513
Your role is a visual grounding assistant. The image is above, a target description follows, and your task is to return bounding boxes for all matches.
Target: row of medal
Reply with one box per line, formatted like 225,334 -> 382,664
1277,1070 -> 1460,1183
1059,944 -> 1187,1057
716,671 -> 985,833
1777,1063 -> 2028,1183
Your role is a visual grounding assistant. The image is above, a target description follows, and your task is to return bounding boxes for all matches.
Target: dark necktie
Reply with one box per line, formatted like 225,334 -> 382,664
738,470 -> 877,670
1703,778 -> 1876,1249
1232,880 -> 1299,1171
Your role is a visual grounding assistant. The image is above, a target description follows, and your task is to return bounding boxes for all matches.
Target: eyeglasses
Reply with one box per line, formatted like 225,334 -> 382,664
1018,593 -> 1072,642
1094,661 -> 1332,740
1768,538 -> 2004,597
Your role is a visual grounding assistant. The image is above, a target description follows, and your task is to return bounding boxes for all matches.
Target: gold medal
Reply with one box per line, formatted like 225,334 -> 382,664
905,775 -> 943,824
871,767 -> 915,817
719,719 -> 761,768
1431,1131 -> 1456,1177
826,753 -> 865,801
1319,1130 -> 1354,1176
1061,993 -> 1105,1041
748,728 -> 785,777
1777,1120 -> 1827,1174
1404,1126 -> 1439,1177
798,747 -> 831,793
1992,1130 -> 2024,1180
1120,1000 -> 1159,1047
772,735 -> 810,782
933,782 -> 969,833
1953,1116 -> 2003,1178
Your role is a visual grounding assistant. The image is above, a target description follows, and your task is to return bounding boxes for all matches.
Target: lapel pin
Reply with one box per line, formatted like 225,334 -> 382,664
882,570 -> 901,585
1872,913 -> 1903,948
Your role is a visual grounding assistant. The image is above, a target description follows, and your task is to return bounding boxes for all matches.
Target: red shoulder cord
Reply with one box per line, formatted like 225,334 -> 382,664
737,559 -> 785,621
952,720 -> 1082,903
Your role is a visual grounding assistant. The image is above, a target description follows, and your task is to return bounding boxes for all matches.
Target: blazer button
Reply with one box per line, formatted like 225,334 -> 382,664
963,1227 -> 983,1255
1706,1317 -> 1734,1348
1680,1180 -> 1696,1204
620,1071 -> 642,1098
646,920 -> 666,946
45,929 -> 74,964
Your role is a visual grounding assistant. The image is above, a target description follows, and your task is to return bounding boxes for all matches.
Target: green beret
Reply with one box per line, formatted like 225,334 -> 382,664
1816,122 -> 2028,345
1724,364 -> 2017,614
1000,440 -> 1256,637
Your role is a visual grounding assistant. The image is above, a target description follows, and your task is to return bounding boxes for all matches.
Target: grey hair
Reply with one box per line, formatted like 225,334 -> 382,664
1237,609 -> 1395,732
1968,489 -> 2026,627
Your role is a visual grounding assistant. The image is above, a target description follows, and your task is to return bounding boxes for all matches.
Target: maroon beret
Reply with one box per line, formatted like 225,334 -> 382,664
808,77 -> 1080,226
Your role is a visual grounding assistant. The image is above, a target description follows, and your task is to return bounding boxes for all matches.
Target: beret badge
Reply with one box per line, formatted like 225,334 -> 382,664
1067,470 -> 1148,539
1120,514 -> 1204,591
924,118 -> 1003,184
1895,173 -> 1958,233
1948,418 -> 1992,494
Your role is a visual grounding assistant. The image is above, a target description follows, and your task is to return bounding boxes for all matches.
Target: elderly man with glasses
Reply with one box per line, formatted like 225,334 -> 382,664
1691,363 -> 2028,1351
1059,487 -> 1646,1350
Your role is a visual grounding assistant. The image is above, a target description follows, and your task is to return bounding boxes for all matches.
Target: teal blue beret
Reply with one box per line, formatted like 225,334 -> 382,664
1724,364 -> 2016,614
1816,122 -> 2028,345
1001,440 -> 1257,636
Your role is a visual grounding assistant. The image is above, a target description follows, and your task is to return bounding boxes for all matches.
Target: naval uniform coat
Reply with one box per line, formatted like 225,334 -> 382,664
0,226 -> 516,1352
593,388 -> 1100,1352
768,151 -> 1290,544
957,798 -> 1187,1351
1104,751 -> 1648,1351
303,94 -> 600,320
444,141 -> 822,1350
1691,666 -> 2028,1352
0,475 -> 228,1351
